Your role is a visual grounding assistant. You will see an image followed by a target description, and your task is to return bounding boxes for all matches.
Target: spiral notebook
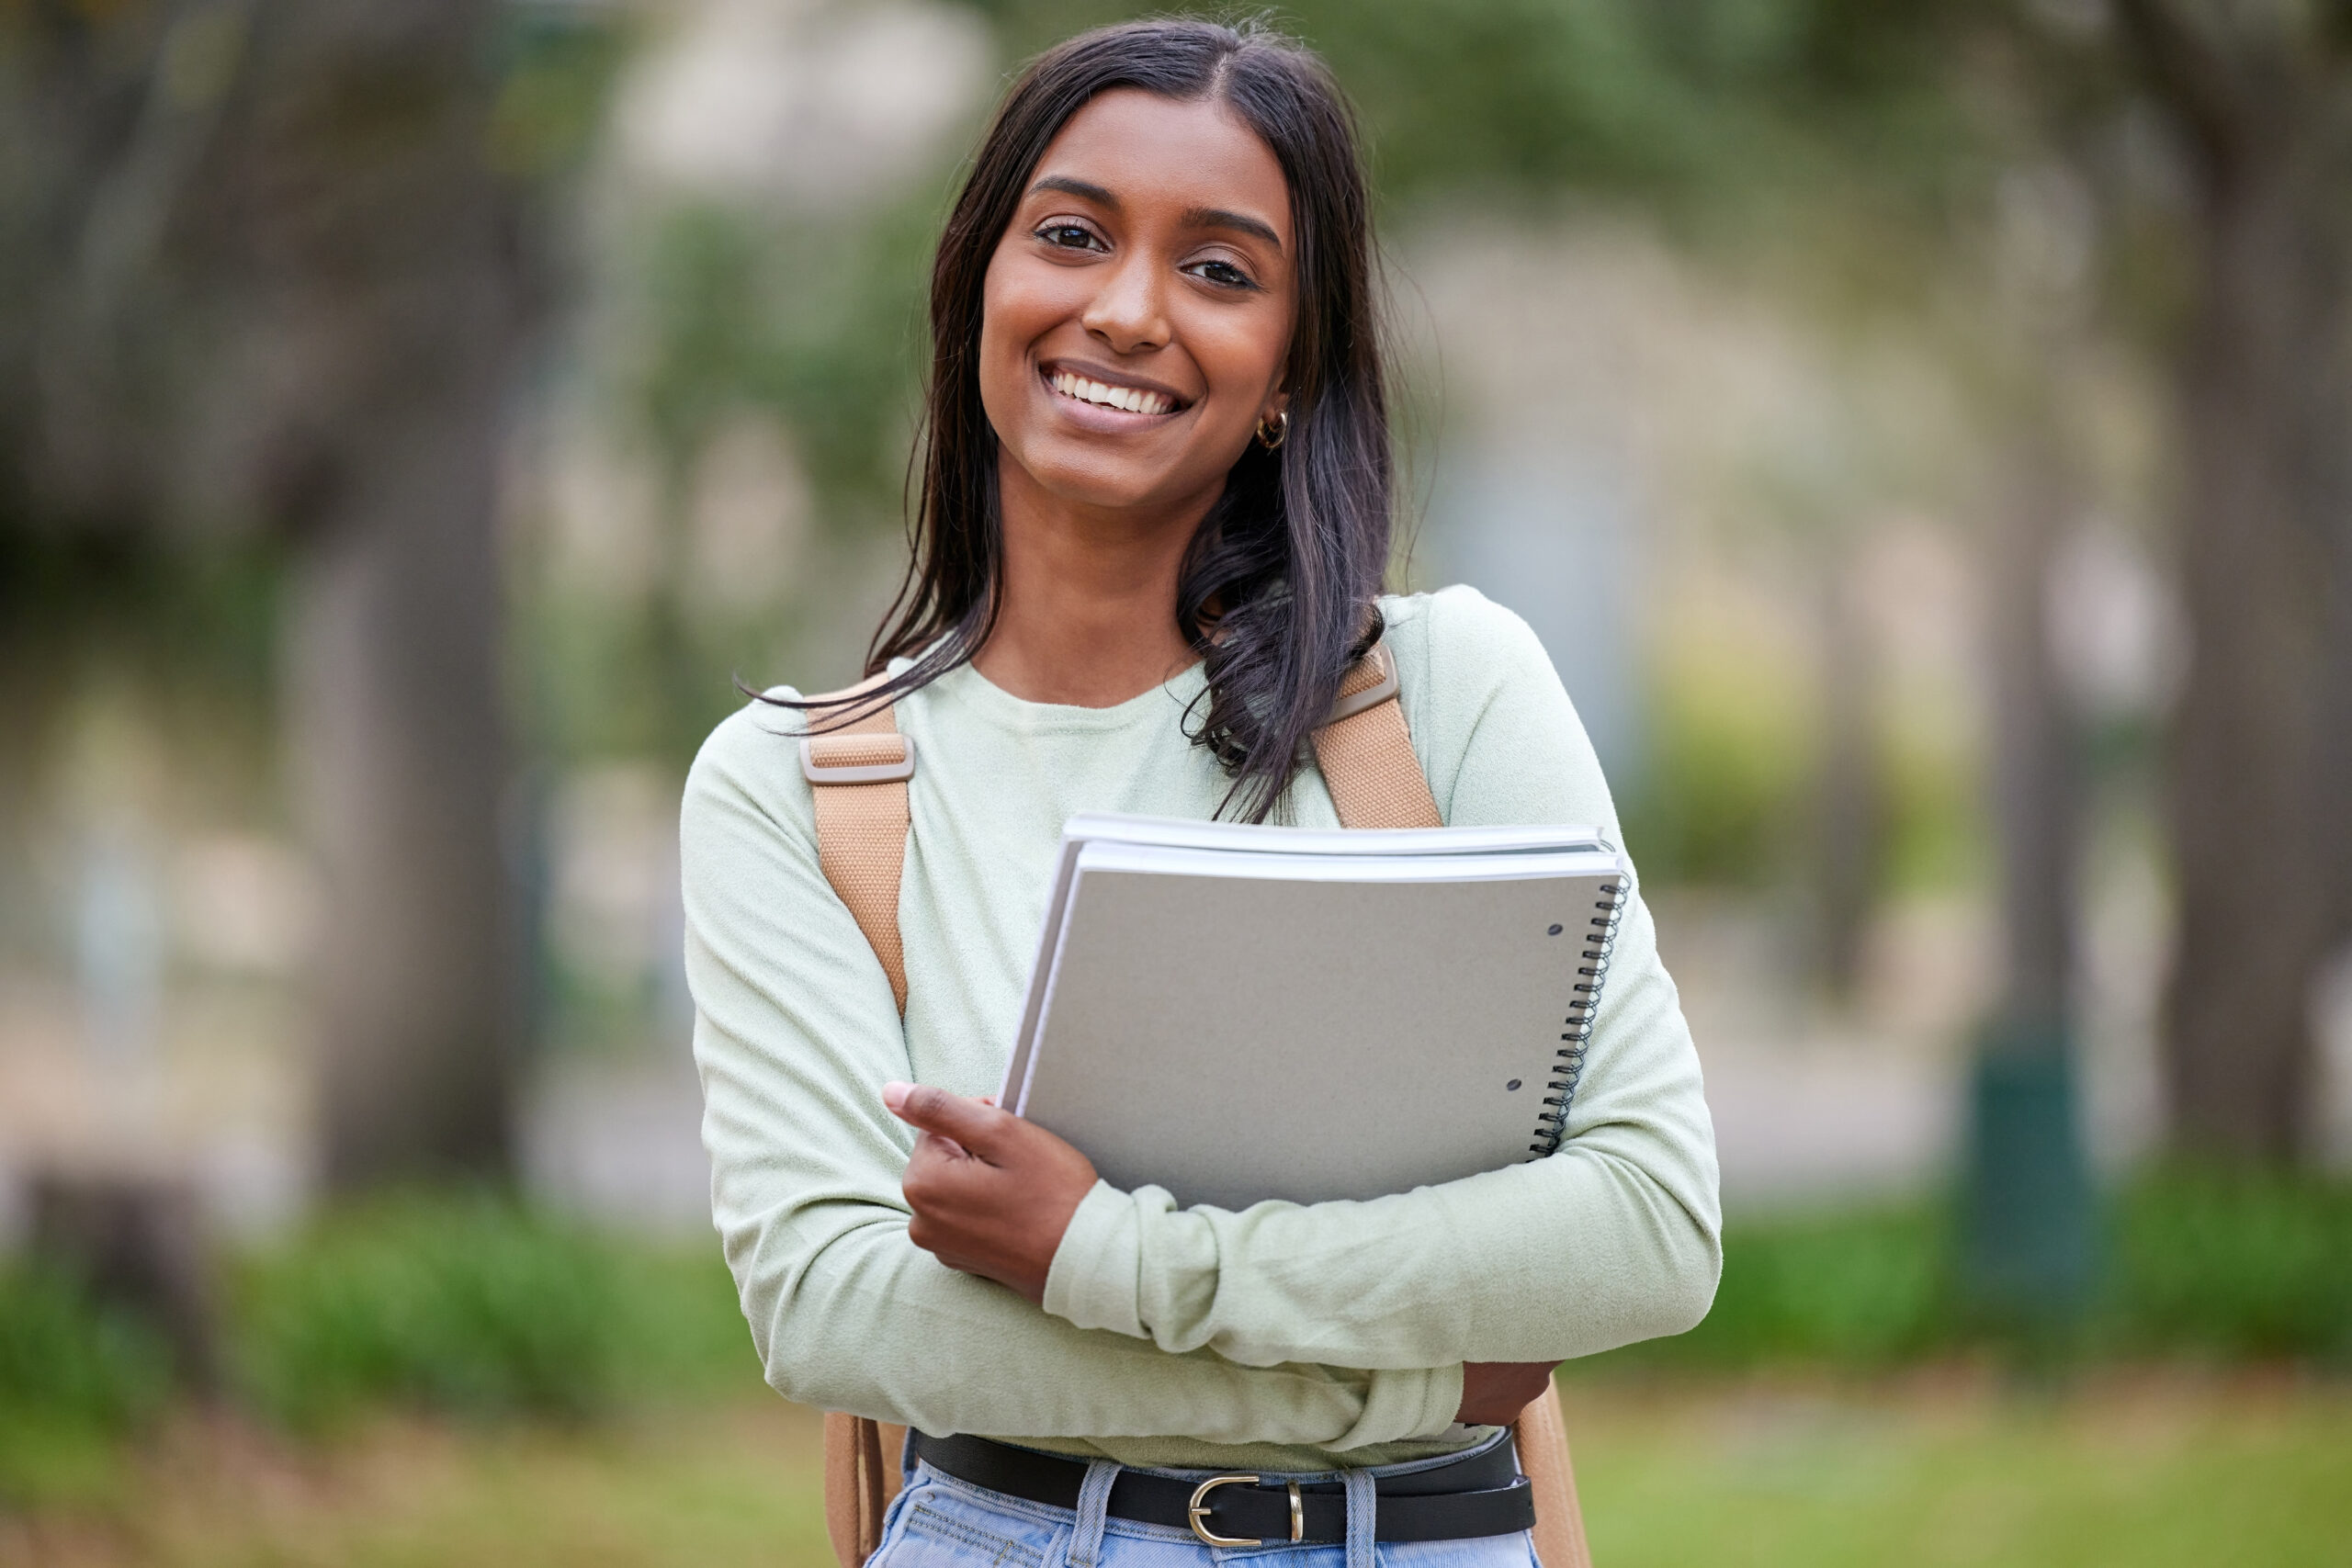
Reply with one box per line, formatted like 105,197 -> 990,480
1000,815 -> 1633,1212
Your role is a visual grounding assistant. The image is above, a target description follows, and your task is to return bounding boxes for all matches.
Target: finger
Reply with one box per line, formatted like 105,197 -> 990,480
908,1126 -> 972,1163
882,1081 -> 1014,1156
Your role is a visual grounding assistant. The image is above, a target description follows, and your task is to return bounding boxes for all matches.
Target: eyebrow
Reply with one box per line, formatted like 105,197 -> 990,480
1027,175 -> 1283,254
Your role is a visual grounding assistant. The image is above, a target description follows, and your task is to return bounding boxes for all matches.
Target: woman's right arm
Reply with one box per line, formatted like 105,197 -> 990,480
682,704 -> 1463,1448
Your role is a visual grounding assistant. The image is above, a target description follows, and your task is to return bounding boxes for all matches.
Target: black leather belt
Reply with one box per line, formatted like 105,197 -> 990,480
910,1431 -> 1537,1547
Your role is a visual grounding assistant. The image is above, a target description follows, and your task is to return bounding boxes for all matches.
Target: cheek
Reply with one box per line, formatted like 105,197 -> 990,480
1187,309 -> 1288,422
979,252 -> 1069,377
977,267 -> 1023,389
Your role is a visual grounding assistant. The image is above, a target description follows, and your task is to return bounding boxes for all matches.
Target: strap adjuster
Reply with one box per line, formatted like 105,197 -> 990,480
800,733 -> 915,784
1322,642 -> 1399,727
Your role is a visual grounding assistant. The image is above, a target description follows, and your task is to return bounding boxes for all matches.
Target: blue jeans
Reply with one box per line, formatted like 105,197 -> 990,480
872,1435 -> 1543,1568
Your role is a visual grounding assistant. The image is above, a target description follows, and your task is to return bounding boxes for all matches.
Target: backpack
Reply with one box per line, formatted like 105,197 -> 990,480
799,638 -> 1594,1568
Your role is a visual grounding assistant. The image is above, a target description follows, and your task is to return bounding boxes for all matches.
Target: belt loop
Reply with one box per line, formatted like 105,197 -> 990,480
1342,1469 -> 1377,1568
1067,1460 -> 1122,1568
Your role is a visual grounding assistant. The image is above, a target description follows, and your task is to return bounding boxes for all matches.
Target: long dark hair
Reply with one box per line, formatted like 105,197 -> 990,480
777,17 -> 1392,822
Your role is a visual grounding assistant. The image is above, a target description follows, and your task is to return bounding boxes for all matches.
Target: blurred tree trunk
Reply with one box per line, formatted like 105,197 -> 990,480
3,1 -> 533,1188
234,0 -> 526,1188
1813,557 -> 1877,1000
2116,0 -> 2352,1163
1992,435 -> 2079,1036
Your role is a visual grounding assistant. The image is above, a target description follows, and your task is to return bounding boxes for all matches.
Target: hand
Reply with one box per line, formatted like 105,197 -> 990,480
883,1081 -> 1099,1304
1455,1361 -> 1559,1427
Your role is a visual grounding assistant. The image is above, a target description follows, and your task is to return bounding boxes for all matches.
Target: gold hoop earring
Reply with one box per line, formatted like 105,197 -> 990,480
1255,409 -> 1290,451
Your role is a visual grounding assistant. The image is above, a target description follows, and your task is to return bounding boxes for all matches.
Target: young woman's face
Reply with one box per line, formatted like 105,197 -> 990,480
978,88 -> 1295,519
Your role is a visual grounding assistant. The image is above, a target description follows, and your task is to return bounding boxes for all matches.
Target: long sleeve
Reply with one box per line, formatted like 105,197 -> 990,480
1038,589 -> 1722,1369
684,705 -> 1462,1447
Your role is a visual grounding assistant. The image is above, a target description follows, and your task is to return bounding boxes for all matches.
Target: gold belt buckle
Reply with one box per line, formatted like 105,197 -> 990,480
1186,1474 -> 1306,1549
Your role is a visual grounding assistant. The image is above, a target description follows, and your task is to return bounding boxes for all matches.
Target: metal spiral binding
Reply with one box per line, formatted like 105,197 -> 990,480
1530,878 -> 1628,1156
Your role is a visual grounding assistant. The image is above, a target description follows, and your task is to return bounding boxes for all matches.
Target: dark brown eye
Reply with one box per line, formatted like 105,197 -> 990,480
1192,259 -> 1254,290
1037,223 -> 1101,251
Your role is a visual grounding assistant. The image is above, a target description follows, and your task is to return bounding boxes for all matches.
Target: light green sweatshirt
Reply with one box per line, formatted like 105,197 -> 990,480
684,586 -> 1720,1472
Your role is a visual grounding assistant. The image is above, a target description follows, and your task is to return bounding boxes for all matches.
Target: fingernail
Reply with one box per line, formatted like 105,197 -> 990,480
881,1080 -> 912,1113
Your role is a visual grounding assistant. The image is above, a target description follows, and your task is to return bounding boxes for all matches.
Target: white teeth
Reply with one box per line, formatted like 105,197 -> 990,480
1051,370 -> 1171,414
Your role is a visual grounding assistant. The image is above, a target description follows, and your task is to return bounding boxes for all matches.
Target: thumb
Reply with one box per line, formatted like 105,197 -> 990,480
883,1082 -> 1012,1156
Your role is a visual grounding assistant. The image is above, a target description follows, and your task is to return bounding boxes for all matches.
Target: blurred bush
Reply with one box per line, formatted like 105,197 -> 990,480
1588,1168 -> 2352,1376
1631,1205 -> 1953,1370
0,1265 -> 174,1504
2112,1169 -> 2352,1364
229,1193 -> 756,1433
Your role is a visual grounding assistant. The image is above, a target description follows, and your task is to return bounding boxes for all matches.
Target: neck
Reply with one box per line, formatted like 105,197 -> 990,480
973,456 -> 1212,707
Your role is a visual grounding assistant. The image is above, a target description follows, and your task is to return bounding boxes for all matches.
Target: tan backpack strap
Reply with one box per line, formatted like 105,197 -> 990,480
823,1413 -> 909,1566
808,682 -> 914,1564
802,675 -> 913,1013
1512,1384 -> 1594,1568
1309,637 -> 1442,829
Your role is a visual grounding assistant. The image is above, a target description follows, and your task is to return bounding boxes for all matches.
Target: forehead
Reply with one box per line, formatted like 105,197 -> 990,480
1028,88 -> 1291,245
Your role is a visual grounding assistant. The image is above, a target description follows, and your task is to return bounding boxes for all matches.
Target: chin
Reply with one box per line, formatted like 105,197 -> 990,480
1018,442 -> 1189,515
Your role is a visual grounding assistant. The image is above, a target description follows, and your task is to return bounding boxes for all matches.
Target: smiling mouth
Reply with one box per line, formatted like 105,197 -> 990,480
1044,366 -> 1184,417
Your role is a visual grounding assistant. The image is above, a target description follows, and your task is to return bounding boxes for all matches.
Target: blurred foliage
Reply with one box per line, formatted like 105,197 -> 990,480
0,533 -> 285,799
1586,1168 -> 2352,1375
633,200 -> 940,513
1620,651 -> 1814,886
530,188 -> 949,767
972,0 -> 1987,198
1876,716 -> 1987,894
0,1264 -> 174,1506
229,1192 -> 757,1435
232,1195 -> 628,1430
1618,649 -> 1982,891
490,3 -> 636,184
2112,1168 -> 2352,1363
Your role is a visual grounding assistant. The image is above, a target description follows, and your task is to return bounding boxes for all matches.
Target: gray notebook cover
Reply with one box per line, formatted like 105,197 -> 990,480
1008,838 -> 1630,1211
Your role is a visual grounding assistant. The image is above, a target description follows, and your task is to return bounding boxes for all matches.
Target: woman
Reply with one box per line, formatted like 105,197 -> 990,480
684,17 -> 1719,1568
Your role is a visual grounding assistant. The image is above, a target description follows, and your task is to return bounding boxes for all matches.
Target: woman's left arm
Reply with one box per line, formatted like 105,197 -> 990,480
906,592 -> 1723,1370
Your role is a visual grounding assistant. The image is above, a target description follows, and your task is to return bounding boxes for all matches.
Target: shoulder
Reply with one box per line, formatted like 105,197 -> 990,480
682,689 -> 821,850
1376,586 -> 1618,836
1377,585 -> 1559,719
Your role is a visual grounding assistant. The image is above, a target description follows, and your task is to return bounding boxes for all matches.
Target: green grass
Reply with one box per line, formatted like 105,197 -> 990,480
8,1378 -> 2345,1567
1570,1375 -> 2352,1568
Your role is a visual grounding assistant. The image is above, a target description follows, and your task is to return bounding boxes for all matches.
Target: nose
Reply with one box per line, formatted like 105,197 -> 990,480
1079,250 -> 1169,356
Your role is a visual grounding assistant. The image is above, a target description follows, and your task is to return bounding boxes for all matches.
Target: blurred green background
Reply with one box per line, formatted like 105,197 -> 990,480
5,0 -> 2350,1562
